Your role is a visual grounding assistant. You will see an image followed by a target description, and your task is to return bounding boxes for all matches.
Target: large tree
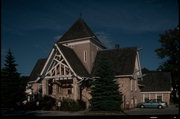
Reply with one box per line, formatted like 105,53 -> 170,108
1,49 -> 20,108
90,56 -> 122,111
155,26 -> 179,103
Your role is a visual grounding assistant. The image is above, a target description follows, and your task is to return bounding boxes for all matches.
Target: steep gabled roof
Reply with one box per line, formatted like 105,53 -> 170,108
91,47 -> 137,76
29,58 -> 47,81
141,72 -> 171,92
57,44 -> 89,77
58,18 -> 101,43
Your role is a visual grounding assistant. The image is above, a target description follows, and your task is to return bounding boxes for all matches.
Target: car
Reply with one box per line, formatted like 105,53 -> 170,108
137,99 -> 168,109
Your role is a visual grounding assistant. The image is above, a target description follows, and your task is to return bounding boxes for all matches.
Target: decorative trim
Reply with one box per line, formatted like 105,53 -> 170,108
135,80 -> 137,91
130,79 -> 133,91
35,48 -> 55,82
64,40 -> 90,46
55,43 -> 83,80
141,91 -> 171,94
115,75 -> 133,78
136,51 -> 142,79
59,37 -> 93,44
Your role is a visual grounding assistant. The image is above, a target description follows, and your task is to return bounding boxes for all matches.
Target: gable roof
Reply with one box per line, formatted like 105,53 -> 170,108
58,18 -> 101,43
57,43 -> 89,77
91,47 -> 137,76
29,58 -> 47,81
141,72 -> 171,92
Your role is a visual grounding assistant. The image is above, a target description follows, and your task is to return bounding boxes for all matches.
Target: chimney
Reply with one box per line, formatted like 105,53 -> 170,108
115,44 -> 120,49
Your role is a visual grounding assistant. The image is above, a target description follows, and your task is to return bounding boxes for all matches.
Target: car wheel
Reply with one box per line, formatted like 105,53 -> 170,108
158,105 -> 163,109
140,105 -> 144,108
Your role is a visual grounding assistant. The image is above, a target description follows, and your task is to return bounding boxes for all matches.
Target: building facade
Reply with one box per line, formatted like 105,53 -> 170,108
26,18 -> 171,109
139,72 -> 172,105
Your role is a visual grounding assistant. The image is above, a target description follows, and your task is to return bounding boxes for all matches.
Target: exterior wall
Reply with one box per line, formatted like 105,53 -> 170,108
90,42 -> 101,71
42,79 -> 48,96
82,87 -> 92,109
31,83 -> 39,94
80,77 -> 142,109
134,54 -> 142,76
141,92 -> 171,105
73,77 -> 80,100
41,77 -> 80,101
64,40 -> 102,73
162,93 -> 170,105
117,78 -> 142,109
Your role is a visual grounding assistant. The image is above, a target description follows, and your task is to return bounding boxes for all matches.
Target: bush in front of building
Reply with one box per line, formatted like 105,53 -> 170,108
39,95 -> 56,110
60,99 -> 86,111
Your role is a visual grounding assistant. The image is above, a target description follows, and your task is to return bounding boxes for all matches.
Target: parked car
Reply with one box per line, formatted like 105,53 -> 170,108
137,99 -> 168,109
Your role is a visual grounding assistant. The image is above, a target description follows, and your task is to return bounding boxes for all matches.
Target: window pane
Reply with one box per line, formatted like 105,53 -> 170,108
144,94 -> 149,102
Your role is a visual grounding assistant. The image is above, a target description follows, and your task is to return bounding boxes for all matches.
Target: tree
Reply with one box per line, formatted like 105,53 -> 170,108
1,49 -> 20,108
90,56 -> 122,111
18,76 -> 30,102
155,26 -> 179,103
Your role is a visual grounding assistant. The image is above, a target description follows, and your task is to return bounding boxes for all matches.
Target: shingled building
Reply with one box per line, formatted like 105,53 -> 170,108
139,72 -> 172,105
26,18 -> 148,109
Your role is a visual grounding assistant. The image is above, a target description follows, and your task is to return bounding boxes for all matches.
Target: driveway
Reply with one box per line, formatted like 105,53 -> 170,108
124,106 -> 179,115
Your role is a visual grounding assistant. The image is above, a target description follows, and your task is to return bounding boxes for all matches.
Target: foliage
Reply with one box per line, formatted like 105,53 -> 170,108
1,49 -> 20,108
90,55 -> 122,111
141,67 -> 151,74
155,27 -> 179,72
60,99 -> 86,111
40,95 -> 56,110
155,27 -> 179,103
18,76 -> 30,102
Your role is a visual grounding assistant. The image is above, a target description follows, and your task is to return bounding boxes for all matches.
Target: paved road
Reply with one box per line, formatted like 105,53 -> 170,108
1,105 -> 179,116
124,107 -> 179,115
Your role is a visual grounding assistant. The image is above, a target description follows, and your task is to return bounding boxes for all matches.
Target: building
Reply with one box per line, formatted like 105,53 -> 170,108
26,18 -> 171,109
139,72 -> 172,105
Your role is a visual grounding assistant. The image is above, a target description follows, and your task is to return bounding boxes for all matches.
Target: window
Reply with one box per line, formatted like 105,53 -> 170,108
156,94 -> 163,101
144,94 -> 149,102
84,50 -> 87,62
135,80 -> 137,91
61,65 -> 64,75
131,99 -> 134,108
68,88 -> 72,94
130,80 -> 133,91
135,98 -> 137,105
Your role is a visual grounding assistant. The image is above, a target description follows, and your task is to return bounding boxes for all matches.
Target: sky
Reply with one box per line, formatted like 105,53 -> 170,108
1,0 -> 179,76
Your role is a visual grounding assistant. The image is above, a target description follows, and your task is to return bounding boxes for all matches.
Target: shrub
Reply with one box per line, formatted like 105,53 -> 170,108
60,99 -> 86,111
39,95 -> 56,110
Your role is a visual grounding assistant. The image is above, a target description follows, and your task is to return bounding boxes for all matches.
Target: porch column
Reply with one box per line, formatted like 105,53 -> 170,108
73,78 -> 79,101
42,79 -> 49,96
